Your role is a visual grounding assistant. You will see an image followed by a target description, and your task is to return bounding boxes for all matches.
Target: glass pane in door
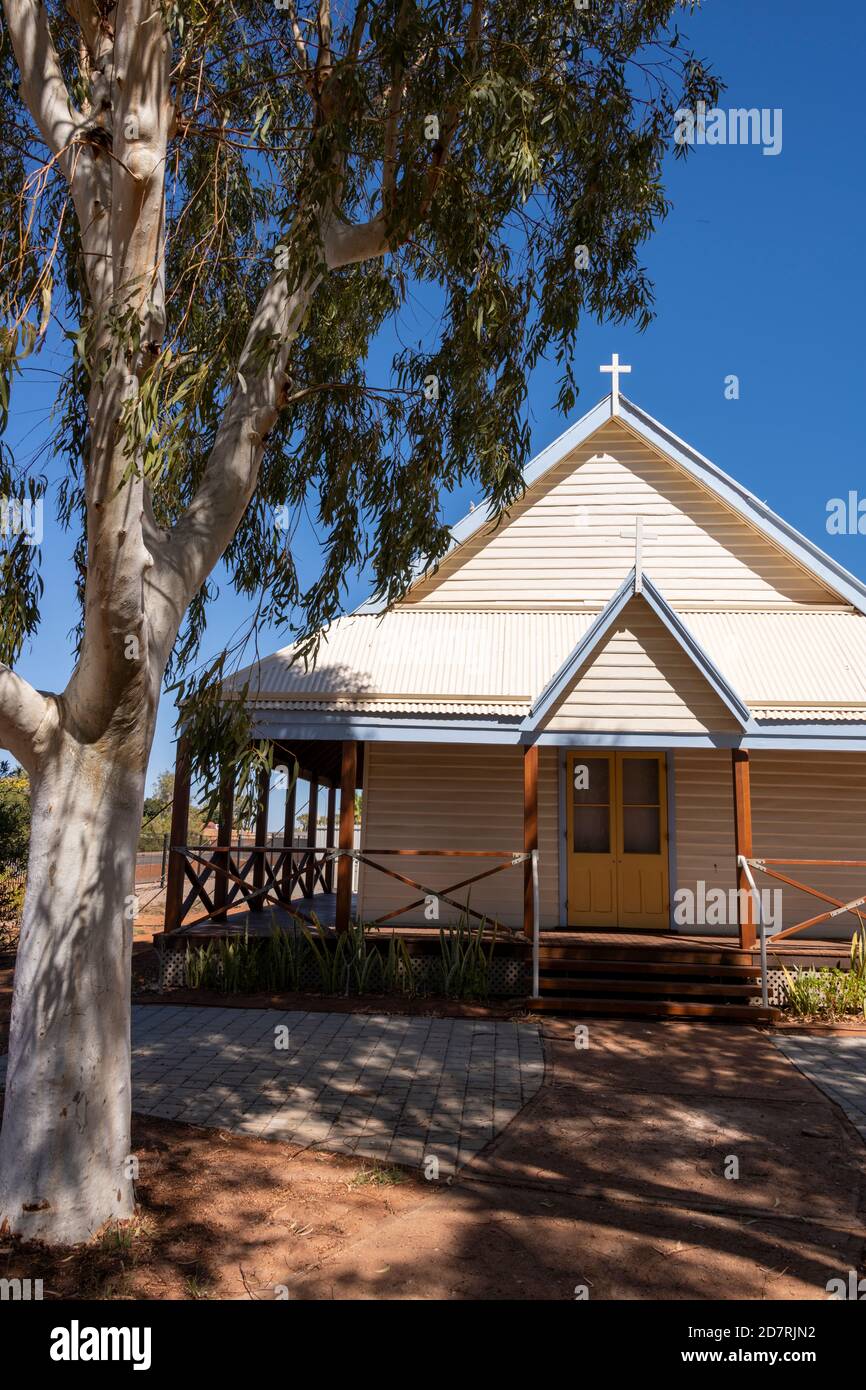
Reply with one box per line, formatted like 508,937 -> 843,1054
622,757 -> 659,806
573,805 -> 611,854
623,805 -> 660,854
572,756 -> 611,853
621,757 -> 661,854
572,757 -> 610,805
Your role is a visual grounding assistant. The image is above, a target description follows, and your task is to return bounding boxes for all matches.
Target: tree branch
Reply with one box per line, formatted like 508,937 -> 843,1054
346,0 -> 368,64
0,664 -> 51,774
381,0 -> 411,209
2,0 -> 83,156
148,0 -> 485,657
64,1 -> 172,732
286,0 -> 310,69
419,0 -> 484,217
323,0 -> 484,265
321,207 -> 389,268
110,0 -> 172,340
316,0 -> 332,78
152,267 -> 319,650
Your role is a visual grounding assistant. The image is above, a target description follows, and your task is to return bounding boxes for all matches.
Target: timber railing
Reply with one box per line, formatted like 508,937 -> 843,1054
167,842 -> 538,939
738,855 -> 866,1007
340,847 -> 535,938
167,843 -> 334,931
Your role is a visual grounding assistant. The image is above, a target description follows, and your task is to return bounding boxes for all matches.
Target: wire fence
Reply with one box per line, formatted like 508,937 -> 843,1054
0,855 -> 26,948
0,855 -> 26,888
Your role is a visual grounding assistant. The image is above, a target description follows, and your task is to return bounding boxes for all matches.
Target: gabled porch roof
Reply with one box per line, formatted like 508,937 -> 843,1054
520,569 -> 753,734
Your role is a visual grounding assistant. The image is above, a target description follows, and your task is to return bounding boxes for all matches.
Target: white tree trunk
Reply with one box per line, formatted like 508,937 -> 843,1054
0,732 -> 147,1244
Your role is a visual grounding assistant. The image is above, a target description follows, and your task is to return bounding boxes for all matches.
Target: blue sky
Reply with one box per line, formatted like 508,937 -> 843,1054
6,0 -> 866,825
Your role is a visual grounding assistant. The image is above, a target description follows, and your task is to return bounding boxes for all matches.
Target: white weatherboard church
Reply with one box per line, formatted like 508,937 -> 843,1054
233,358 -> 866,946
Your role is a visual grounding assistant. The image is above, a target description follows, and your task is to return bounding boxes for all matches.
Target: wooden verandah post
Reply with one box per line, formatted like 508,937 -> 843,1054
212,762 -> 235,922
164,733 -> 191,932
281,760 -> 297,899
324,784 -> 337,891
523,744 -> 539,940
250,761 -> 270,912
304,777 -> 319,897
732,748 -> 756,949
335,741 -> 357,934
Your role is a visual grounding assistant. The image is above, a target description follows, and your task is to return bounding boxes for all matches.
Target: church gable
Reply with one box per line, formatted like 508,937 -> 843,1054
402,417 -> 839,610
540,594 -> 742,735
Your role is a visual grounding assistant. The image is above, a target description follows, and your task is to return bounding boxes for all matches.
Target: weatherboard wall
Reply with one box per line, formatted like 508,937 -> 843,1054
356,742 -> 560,929
355,744 -> 866,937
542,596 -> 741,734
673,749 -> 866,938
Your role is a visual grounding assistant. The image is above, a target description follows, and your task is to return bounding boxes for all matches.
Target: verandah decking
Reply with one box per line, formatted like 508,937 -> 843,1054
161,891 -> 848,963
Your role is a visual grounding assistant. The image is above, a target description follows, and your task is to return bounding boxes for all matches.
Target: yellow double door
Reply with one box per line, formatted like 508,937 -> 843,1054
566,751 -> 669,929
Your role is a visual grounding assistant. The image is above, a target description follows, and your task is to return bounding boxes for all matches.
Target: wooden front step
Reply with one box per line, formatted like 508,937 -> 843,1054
539,976 -> 760,999
529,938 -> 773,1022
538,944 -> 754,968
539,958 -> 761,980
529,996 -> 779,1024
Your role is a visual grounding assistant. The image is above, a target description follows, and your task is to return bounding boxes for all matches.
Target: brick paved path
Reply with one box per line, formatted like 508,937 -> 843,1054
773,1033 -> 866,1142
127,1005 -> 544,1173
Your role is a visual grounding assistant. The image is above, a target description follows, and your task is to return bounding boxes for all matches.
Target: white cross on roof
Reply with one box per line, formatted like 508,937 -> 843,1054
619,516 -> 660,594
600,353 -> 632,415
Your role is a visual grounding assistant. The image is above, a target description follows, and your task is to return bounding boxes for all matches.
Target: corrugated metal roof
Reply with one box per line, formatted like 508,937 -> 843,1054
752,707 -> 866,722
229,611 -> 594,702
684,610 -> 866,706
231,606 -> 866,719
250,697 -> 527,716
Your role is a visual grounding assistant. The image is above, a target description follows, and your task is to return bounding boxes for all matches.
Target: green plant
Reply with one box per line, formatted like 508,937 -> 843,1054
438,915 -> 497,1000
184,942 -> 214,990
349,1163 -> 407,1189
0,763 -> 30,862
183,931 -> 265,993
185,1274 -> 215,1300
183,916 -> 417,998
216,932 -> 265,993
780,959 -> 866,1021
303,917 -> 350,993
346,921 -> 381,995
380,931 -> 415,997
850,925 -> 866,981
261,920 -> 311,993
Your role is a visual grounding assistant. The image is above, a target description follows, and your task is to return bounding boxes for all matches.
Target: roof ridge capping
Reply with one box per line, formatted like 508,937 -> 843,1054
358,391 -> 866,618
521,568 -> 753,736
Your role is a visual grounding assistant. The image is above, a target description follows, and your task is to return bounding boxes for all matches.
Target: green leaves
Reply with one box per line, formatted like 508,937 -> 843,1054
0,1 -> 719,742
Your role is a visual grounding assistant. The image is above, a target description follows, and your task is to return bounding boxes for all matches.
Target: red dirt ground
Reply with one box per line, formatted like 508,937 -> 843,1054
1,976 -> 864,1299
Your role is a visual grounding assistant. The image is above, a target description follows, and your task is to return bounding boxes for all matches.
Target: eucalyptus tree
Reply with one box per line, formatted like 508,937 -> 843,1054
0,0 -> 716,1244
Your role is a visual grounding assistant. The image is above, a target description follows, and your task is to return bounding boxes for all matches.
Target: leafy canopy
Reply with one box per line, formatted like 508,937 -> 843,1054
0,1 -> 718,798
0,761 -> 29,861
140,769 -> 208,849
